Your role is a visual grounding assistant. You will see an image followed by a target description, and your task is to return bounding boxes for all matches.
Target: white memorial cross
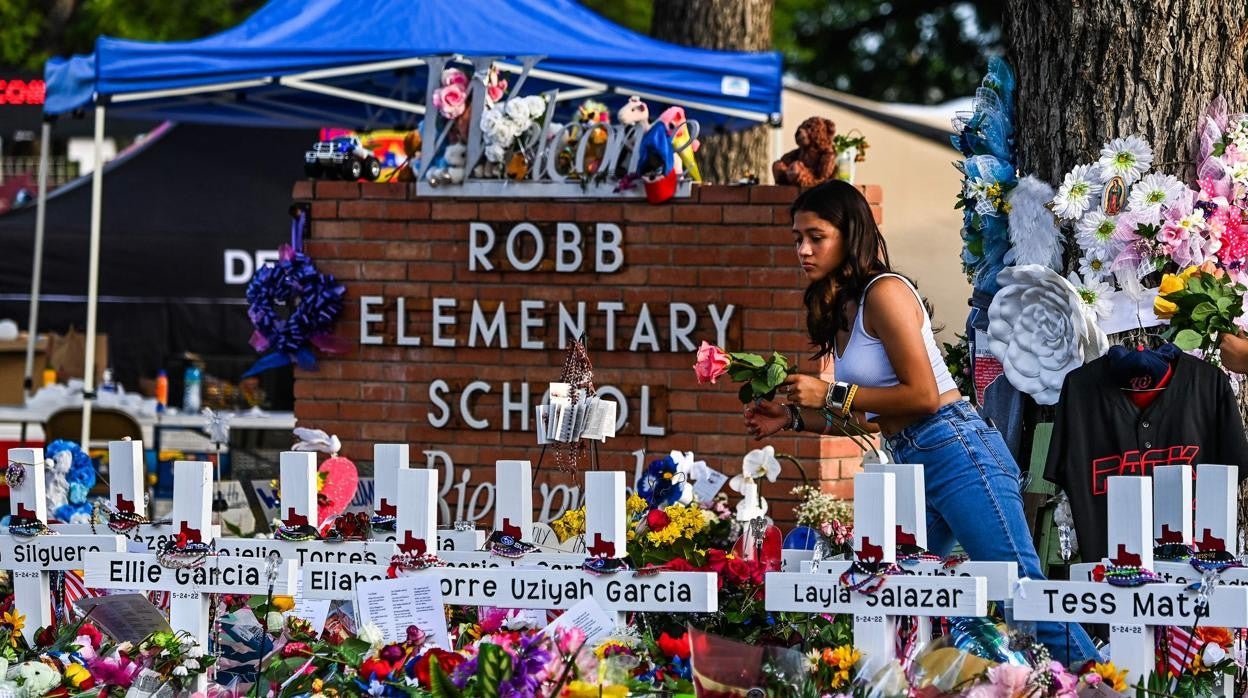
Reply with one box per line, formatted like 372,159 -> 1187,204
212,451 -> 398,568
766,472 -> 987,663
1017,474 -> 1248,684
371,444 -> 481,551
2,448 -> 126,639
84,461 -> 298,647
302,466 -> 718,613
51,440 -> 191,553
1070,465 -> 1245,587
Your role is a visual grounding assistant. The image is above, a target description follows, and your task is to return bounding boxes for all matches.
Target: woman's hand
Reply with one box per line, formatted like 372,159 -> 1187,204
744,400 -> 789,441
779,374 -> 830,410
1220,332 -> 1248,374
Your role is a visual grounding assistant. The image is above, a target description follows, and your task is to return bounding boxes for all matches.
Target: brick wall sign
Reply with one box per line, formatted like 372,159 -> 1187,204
292,182 -> 884,527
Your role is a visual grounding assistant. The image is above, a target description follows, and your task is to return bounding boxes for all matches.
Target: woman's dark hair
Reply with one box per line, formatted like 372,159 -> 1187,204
792,180 -> 893,360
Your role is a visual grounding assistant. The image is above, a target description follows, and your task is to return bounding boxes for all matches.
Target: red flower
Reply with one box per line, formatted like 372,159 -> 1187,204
663,558 -> 696,572
413,649 -> 464,686
45,688 -> 68,698
35,626 -> 55,647
281,642 -> 313,659
358,658 -> 394,680
656,631 -> 691,660
723,557 -> 754,586
646,509 -> 671,531
702,549 -> 730,573
77,623 -> 102,649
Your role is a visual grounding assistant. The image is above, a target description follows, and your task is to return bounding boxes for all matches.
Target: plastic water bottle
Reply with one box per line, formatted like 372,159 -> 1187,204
183,365 -> 202,413
154,370 -> 169,412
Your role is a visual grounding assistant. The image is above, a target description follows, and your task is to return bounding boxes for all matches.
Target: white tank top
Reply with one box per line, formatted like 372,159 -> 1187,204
833,273 -> 958,418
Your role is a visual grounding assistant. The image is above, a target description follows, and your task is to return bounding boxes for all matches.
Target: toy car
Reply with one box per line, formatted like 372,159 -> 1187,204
304,137 -> 382,180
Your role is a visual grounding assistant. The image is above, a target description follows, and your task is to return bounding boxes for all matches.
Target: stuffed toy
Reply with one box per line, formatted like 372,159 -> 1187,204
429,144 -> 468,185
634,121 -> 679,204
395,130 -> 422,182
658,107 -> 702,182
617,95 -> 650,127
576,100 -> 611,175
772,116 -> 838,188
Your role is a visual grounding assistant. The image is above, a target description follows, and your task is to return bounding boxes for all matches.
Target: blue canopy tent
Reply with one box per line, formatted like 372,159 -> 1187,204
33,0 -> 784,442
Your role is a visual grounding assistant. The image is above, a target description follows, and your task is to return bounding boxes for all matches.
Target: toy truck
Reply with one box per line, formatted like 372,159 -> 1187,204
304,136 -> 382,180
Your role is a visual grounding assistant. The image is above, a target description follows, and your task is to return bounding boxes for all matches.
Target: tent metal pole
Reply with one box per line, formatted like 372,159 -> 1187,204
80,104 -> 105,447
22,119 -> 52,401
770,124 -> 783,184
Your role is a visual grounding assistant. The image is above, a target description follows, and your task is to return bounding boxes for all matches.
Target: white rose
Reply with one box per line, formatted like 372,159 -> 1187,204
358,622 -> 386,648
987,265 -> 1108,405
480,107 -> 507,140
173,666 -> 188,677
524,95 -> 548,121
484,143 -> 507,164
505,98 -> 530,122
1203,643 -> 1227,665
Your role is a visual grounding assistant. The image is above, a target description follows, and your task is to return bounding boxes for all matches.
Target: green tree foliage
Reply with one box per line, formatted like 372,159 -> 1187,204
583,0 -> 1002,105
0,0 -> 266,71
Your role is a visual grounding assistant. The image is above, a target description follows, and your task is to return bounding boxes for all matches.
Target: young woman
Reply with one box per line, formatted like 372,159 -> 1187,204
743,179 -> 1099,667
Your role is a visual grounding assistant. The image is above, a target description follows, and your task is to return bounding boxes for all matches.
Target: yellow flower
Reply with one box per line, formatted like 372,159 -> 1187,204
1090,662 -> 1128,692
64,664 -> 92,689
3,609 -> 25,646
1190,654 -> 1208,675
821,644 -> 861,689
626,495 -> 648,517
271,596 -> 295,612
312,679 -> 324,693
550,507 -> 586,542
1153,296 -> 1178,320
1158,272 -> 1186,296
563,681 -> 628,697
1179,265 -> 1201,282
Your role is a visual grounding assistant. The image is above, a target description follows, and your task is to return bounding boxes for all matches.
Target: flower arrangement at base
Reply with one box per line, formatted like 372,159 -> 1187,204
790,484 -> 854,559
1153,262 -> 1247,359
692,341 -> 793,403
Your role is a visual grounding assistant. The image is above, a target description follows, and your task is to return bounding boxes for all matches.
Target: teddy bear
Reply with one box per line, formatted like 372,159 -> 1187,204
395,130 -> 422,182
772,116 -> 838,188
428,143 -> 468,186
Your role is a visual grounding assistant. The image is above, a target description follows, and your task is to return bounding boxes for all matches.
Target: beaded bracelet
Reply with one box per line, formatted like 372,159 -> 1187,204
274,523 -> 321,542
156,539 -> 216,569
487,530 -> 537,559
1190,549 -> 1242,573
842,384 -> 859,417
1096,564 -> 1164,587
839,559 -> 903,595
582,556 -> 631,576
1153,542 -> 1194,562
387,551 -> 443,577
370,515 -> 398,533
8,515 -> 54,538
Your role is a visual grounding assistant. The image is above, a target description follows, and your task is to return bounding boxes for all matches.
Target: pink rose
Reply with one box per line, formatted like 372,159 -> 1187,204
487,78 -> 508,104
692,340 -> 731,384
433,84 -> 467,120
441,68 -> 468,89
986,664 -> 1031,695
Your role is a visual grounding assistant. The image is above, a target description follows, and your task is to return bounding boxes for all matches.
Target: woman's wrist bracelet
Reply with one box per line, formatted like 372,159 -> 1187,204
785,403 -> 805,432
842,384 -> 859,417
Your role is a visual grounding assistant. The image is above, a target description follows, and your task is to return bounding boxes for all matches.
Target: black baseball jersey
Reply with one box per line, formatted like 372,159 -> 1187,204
1044,351 -> 1248,562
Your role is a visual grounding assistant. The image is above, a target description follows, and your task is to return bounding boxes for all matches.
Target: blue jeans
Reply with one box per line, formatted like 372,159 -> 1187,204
885,401 -> 1100,667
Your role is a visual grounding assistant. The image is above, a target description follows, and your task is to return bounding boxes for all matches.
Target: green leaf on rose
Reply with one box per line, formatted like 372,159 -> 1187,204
738,383 -> 754,404
771,351 -> 789,370
1174,329 -> 1205,351
728,366 -> 755,382
734,352 -> 765,368
339,638 -> 372,667
765,363 -> 788,390
1190,301 -> 1217,325
751,375 -> 771,396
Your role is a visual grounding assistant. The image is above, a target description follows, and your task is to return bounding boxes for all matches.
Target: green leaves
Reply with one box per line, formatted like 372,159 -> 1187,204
338,638 -> 372,667
724,350 -> 795,403
1161,269 -> 1248,358
476,643 -> 512,698
429,655 -> 462,698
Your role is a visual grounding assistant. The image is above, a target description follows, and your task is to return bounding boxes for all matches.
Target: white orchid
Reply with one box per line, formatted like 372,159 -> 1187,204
730,446 -> 781,523
358,622 -> 386,649
669,450 -> 710,483
738,445 -> 781,484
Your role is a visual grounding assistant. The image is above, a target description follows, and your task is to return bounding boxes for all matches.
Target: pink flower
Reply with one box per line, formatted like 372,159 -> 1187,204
487,78 -> 508,104
440,68 -> 468,89
1049,661 -> 1080,697
433,84 -> 467,120
1083,672 -> 1103,686
555,626 -> 586,654
692,341 -> 731,384
87,657 -> 141,688
987,664 -> 1031,695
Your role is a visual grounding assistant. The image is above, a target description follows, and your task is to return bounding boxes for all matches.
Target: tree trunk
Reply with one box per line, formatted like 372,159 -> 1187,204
650,0 -> 774,185
1005,0 -> 1248,184
1006,0 -> 1248,531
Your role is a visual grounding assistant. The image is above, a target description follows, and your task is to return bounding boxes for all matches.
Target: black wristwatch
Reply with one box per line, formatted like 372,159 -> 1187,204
825,381 -> 850,412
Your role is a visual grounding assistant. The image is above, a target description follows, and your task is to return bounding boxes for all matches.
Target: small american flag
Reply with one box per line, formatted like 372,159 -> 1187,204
1164,626 -> 1203,677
